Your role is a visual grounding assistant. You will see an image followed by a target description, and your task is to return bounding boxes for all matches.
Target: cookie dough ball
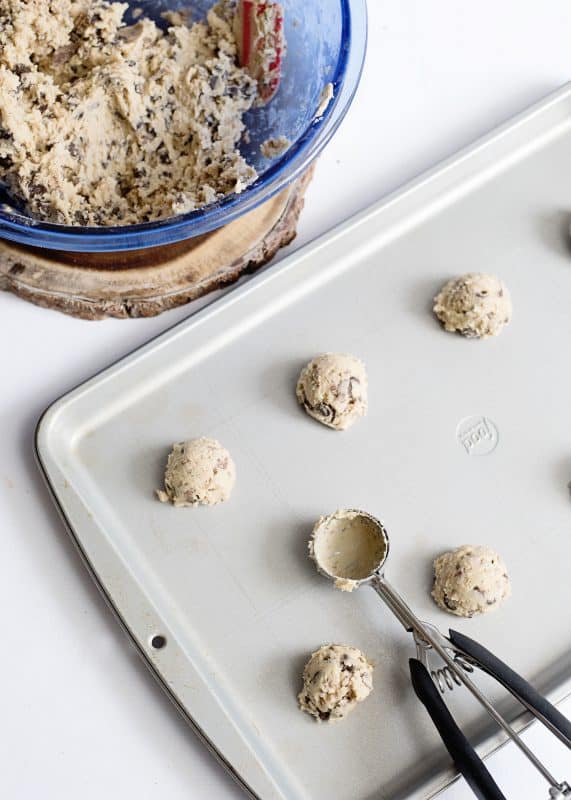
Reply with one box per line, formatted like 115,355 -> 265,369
156,438 -> 235,507
433,273 -> 512,339
432,545 -> 511,617
298,644 -> 374,723
296,354 -> 368,431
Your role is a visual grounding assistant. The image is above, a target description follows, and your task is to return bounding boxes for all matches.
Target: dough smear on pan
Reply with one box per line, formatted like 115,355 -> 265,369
298,644 -> 374,722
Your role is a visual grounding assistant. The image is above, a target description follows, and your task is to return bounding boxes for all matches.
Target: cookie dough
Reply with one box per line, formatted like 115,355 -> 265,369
298,644 -> 374,723
432,544 -> 511,617
309,509 -> 387,592
315,81 -> 334,119
433,273 -> 512,339
157,437 -> 235,507
0,0 -> 259,225
260,135 -> 290,158
296,353 -> 368,431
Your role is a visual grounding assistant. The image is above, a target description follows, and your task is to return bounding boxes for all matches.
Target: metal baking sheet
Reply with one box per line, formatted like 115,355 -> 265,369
36,85 -> 571,800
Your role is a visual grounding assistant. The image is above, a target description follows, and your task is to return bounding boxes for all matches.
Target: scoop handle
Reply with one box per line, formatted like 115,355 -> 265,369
449,629 -> 571,749
409,658 -> 507,800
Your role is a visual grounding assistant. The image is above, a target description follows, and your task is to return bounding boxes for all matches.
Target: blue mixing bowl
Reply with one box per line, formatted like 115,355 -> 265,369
0,0 -> 367,252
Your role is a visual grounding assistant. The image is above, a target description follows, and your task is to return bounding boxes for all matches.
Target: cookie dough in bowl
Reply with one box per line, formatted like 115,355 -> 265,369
157,437 -> 235,507
298,644 -> 374,723
0,0 -> 259,226
433,273 -> 512,339
296,353 -> 368,430
0,0 -> 368,251
432,544 -> 511,617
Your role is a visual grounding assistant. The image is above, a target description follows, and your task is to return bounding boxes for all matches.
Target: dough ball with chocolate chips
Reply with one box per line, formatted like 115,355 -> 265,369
298,644 -> 374,723
156,437 -> 235,507
296,353 -> 368,431
432,545 -> 511,617
433,273 -> 512,339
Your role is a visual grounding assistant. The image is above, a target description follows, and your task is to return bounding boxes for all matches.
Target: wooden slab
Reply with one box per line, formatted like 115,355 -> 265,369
0,168 -> 313,320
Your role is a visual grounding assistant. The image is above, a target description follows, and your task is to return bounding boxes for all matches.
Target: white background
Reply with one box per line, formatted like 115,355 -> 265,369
1,1 -> 570,797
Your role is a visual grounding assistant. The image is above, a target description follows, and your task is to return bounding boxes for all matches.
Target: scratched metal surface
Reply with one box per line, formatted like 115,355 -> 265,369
36,86 -> 571,800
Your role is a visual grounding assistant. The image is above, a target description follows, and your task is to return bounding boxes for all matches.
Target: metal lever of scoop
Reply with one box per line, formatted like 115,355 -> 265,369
371,575 -> 571,799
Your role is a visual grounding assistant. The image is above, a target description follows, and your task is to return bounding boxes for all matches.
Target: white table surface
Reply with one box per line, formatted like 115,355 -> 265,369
1,1 -> 570,797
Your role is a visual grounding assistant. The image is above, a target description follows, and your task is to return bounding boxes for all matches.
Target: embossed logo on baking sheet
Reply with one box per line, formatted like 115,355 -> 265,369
456,416 -> 499,456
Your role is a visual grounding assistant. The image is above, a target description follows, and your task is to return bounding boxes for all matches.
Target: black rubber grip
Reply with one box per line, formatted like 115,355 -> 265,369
409,658 -> 507,800
449,629 -> 571,747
